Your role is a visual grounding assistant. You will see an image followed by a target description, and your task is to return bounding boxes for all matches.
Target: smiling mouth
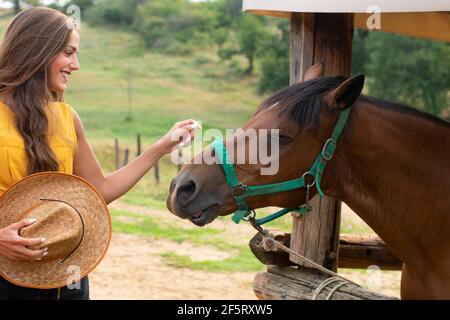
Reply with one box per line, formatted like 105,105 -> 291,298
189,204 -> 219,226
61,71 -> 70,82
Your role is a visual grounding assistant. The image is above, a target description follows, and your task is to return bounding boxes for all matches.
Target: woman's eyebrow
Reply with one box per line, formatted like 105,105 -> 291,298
67,45 -> 79,52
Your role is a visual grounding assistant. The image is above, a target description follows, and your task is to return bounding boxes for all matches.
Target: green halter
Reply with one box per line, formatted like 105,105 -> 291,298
213,108 -> 351,226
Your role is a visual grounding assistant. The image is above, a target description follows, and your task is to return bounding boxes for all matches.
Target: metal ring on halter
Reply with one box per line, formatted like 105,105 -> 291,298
242,210 -> 256,221
301,172 -> 316,188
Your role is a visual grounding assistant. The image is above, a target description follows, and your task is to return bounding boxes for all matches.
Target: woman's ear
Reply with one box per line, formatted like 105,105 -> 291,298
303,62 -> 324,81
325,74 -> 365,110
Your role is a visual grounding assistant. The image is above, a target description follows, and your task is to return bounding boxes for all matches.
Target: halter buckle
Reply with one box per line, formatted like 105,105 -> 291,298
322,138 -> 337,161
232,183 -> 247,197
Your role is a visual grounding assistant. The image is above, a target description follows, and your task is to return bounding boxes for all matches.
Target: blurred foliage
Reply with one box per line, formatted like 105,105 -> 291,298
132,0 -> 217,54
63,0 -> 95,12
36,0 -> 450,116
362,32 -> 449,116
257,20 -> 290,93
84,0 -> 139,26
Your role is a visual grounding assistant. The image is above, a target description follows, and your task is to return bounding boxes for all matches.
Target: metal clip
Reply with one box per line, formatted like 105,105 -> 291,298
248,212 -> 265,234
292,184 -> 312,217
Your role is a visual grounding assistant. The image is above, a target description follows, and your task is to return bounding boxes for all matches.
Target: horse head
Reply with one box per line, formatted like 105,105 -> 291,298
167,63 -> 365,226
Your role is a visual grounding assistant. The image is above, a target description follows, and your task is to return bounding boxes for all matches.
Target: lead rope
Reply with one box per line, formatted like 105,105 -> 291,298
249,197 -> 362,300
255,230 -> 362,299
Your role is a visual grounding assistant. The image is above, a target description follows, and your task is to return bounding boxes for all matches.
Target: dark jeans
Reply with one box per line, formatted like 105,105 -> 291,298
0,276 -> 89,300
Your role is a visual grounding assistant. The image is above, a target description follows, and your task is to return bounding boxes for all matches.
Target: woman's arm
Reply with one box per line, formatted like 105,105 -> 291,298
72,110 -> 195,204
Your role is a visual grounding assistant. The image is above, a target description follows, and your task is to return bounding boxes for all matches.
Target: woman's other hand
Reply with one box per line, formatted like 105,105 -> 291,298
0,219 -> 47,261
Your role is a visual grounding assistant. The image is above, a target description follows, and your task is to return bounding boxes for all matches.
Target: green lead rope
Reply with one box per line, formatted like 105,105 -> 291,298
214,107 -> 351,225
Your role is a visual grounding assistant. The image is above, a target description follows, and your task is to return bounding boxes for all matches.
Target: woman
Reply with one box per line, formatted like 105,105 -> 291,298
0,7 -> 195,299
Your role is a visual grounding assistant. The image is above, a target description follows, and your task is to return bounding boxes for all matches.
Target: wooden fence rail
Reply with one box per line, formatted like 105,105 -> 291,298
249,232 -> 403,271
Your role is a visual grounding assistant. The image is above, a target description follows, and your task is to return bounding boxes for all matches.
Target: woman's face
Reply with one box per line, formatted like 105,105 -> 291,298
48,30 -> 80,93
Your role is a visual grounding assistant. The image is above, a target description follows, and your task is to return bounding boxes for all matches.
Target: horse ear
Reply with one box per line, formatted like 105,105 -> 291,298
303,62 -> 324,81
326,74 -> 365,110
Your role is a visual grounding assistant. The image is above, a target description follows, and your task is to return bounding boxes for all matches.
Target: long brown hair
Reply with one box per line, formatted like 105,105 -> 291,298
0,7 -> 73,174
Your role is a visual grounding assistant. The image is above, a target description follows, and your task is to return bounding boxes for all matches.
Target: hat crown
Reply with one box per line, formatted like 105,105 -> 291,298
19,200 -> 83,262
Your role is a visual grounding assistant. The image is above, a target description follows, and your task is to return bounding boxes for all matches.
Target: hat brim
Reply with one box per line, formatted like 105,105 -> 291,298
0,172 -> 111,289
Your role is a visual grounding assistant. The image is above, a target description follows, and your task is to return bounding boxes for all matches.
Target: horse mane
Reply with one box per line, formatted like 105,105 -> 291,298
256,76 -> 450,129
255,76 -> 345,129
360,96 -> 450,128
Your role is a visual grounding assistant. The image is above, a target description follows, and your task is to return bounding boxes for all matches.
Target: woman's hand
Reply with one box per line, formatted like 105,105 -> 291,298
0,219 -> 48,261
157,119 -> 199,155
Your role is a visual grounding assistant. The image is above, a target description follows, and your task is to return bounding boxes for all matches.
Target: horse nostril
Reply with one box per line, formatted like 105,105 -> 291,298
177,180 -> 197,206
169,178 -> 177,193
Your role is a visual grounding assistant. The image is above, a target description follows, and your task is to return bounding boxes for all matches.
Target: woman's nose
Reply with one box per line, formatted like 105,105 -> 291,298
71,55 -> 80,71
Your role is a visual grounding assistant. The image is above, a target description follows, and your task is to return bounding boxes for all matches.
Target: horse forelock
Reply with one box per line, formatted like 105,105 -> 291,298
255,76 -> 345,129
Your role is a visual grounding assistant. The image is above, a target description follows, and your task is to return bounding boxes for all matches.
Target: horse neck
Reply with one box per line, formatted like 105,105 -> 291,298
323,97 -> 450,264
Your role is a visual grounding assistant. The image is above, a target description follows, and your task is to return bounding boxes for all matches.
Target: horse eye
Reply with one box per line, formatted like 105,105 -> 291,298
277,134 -> 294,145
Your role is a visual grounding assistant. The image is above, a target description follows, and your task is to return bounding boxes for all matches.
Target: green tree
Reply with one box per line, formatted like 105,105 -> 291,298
212,0 -> 242,28
11,0 -> 20,14
236,14 -> 265,75
352,29 -> 369,76
218,14 -> 265,75
85,0 -> 139,26
257,20 -> 289,93
5,0 -> 41,14
64,0 -> 95,13
366,32 -> 450,116
134,0 -> 216,52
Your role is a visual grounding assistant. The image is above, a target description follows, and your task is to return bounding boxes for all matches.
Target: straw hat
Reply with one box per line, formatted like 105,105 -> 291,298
0,172 -> 111,289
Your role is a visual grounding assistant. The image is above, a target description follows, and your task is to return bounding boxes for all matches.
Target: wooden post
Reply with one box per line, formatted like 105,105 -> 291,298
253,266 -> 397,300
154,162 -> 160,185
126,66 -> 133,121
136,134 -> 142,156
123,148 -> 129,166
114,138 -> 120,170
289,13 -> 354,271
249,232 -> 403,271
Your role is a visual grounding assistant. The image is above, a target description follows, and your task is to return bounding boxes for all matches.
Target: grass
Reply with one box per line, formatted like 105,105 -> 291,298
64,23 -> 260,143
110,208 -> 264,272
161,250 -> 262,273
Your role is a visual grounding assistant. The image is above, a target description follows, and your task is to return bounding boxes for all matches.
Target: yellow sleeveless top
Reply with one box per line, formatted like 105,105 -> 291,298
0,101 -> 77,196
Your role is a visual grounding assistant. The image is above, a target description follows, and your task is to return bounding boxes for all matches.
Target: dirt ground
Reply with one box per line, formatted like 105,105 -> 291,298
88,201 -> 401,300
89,233 -> 257,300
89,201 -> 260,300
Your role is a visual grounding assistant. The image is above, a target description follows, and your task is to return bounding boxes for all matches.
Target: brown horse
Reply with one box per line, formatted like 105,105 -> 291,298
166,64 -> 450,299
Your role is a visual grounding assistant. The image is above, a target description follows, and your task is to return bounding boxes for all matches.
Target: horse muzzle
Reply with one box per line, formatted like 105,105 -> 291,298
166,170 -> 222,226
